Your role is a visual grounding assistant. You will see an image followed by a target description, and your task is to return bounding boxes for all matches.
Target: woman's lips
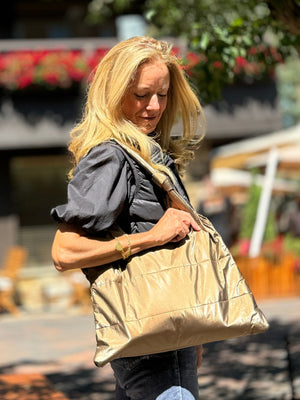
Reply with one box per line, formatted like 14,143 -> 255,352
141,116 -> 157,120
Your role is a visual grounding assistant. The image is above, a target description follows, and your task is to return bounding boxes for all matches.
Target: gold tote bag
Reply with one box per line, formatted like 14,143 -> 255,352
87,142 -> 269,367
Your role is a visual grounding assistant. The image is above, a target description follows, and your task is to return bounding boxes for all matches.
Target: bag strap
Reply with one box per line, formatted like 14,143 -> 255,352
112,139 -> 202,226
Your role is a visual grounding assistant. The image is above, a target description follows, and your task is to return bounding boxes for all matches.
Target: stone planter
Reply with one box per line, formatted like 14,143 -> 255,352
0,86 -> 85,150
1,86 -> 83,126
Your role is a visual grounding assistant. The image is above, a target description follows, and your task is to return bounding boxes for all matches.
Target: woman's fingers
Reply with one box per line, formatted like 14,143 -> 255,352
168,208 -> 200,232
170,220 -> 191,242
189,217 -> 201,231
150,208 -> 201,245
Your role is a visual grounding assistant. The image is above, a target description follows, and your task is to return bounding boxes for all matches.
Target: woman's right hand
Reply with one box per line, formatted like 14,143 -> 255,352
52,209 -> 200,272
148,208 -> 200,246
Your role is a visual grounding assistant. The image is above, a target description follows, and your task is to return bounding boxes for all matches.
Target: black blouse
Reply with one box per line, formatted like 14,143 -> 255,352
51,141 -> 190,235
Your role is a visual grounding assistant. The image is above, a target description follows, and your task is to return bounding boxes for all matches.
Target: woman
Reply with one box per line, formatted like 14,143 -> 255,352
51,36 -> 205,400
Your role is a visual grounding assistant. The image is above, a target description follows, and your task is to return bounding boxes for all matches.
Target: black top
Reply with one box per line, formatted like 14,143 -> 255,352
51,141 -> 190,236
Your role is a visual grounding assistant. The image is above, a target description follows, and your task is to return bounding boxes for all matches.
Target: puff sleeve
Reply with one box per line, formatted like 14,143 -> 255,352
51,143 -> 132,234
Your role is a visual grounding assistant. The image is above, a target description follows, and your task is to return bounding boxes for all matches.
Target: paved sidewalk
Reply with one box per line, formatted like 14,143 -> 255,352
0,297 -> 299,399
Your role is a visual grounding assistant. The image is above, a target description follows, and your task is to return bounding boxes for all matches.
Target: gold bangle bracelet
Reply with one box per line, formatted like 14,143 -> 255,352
124,234 -> 131,259
115,234 -> 131,260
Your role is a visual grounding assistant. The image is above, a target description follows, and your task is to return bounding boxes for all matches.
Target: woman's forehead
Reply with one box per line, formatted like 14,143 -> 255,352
131,62 -> 170,88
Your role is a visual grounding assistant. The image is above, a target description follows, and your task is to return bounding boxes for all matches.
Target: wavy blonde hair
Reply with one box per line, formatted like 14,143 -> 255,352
68,36 -> 205,178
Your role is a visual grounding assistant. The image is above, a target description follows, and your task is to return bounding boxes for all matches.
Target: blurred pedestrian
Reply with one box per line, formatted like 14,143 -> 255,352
197,175 -> 233,247
288,197 -> 300,237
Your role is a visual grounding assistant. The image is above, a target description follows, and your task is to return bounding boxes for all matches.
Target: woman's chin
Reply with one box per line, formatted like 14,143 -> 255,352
140,124 -> 157,135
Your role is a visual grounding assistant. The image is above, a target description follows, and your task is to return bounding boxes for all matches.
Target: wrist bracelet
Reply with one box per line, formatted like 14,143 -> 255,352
115,234 -> 131,260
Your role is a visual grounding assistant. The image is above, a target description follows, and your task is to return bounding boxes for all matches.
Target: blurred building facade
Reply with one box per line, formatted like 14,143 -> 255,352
0,0 -> 285,270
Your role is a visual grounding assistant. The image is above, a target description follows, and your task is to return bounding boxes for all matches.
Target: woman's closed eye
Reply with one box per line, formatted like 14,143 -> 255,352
135,93 -> 146,98
134,93 -> 167,99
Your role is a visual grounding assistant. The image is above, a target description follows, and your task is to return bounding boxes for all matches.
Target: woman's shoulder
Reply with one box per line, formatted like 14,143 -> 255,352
77,141 -> 128,171
87,140 -> 126,160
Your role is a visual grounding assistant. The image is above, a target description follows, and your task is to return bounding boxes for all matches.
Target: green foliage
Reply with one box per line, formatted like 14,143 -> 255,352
276,57 -> 300,127
239,172 -> 261,239
264,204 -> 278,242
144,0 -> 300,103
284,234 -> 300,256
85,0 -> 300,103
239,171 -> 277,242
85,0 -> 135,24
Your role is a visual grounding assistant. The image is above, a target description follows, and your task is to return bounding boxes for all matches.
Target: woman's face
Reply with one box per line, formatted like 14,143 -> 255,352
121,61 -> 170,135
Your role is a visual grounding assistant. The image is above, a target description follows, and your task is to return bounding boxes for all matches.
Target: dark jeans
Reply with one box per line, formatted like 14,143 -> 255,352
110,346 -> 200,400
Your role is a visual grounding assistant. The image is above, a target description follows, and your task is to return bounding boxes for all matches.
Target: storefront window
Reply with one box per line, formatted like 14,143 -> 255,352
10,154 -> 69,266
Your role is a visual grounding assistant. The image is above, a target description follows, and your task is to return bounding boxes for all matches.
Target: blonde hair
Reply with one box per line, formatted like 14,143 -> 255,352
68,36 -> 205,178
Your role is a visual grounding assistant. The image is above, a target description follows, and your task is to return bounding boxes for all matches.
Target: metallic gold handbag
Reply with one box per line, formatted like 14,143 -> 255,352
88,142 -> 269,367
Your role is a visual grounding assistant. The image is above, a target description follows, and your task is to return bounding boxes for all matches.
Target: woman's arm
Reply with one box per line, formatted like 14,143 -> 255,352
51,208 -> 200,272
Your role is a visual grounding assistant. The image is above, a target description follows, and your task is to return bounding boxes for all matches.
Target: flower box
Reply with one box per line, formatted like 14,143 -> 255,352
236,253 -> 300,299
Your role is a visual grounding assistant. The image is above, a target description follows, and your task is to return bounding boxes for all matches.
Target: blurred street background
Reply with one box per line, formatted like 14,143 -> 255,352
0,0 -> 299,399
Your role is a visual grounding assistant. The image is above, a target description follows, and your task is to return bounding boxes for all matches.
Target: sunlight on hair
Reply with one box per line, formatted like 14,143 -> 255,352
68,36 -> 205,179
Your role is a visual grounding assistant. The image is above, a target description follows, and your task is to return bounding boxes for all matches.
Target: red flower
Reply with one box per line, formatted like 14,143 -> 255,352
184,51 -> 203,70
239,239 -> 250,256
43,71 -> 61,85
249,46 -> 257,55
235,56 -> 247,67
0,44 -> 284,91
18,70 -> 34,89
233,65 -> 241,75
213,61 -> 223,69
272,235 -> 284,254
0,48 -> 109,90
171,47 -> 180,56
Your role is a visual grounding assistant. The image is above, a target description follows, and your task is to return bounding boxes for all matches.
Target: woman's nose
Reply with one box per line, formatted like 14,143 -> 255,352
147,95 -> 160,110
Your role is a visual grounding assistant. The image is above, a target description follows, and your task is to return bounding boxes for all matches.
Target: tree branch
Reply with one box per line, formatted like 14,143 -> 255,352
265,0 -> 300,35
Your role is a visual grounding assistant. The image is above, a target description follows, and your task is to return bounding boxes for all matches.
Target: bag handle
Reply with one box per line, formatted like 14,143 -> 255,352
112,139 -> 202,226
